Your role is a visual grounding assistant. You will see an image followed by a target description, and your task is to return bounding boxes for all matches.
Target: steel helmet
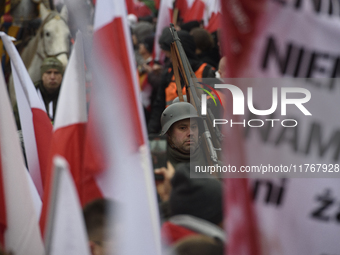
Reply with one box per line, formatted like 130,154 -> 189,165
160,102 -> 203,135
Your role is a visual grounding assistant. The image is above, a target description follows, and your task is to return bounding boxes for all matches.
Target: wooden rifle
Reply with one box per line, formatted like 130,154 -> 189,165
168,23 -> 222,166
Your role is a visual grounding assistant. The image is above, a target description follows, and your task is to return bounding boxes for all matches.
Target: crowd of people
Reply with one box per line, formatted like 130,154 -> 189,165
4,0 -> 340,254
3,1 -> 226,255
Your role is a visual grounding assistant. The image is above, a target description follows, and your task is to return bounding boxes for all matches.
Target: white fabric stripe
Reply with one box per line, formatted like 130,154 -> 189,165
1,33 -> 44,197
11,62 -> 44,197
53,32 -> 87,131
45,156 -> 90,255
0,32 -> 46,111
0,54 -> 45,255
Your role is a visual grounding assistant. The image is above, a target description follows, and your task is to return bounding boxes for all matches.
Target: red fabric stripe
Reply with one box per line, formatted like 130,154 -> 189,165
225,179 -> 260,255
0,147 -> 7,248
126,0 -> 137,15
82,114 -> 104,206
32,108 -> 53,190
183,0 -> 205,23
220,1 -> 265,248
135,3 -> 152,18
220,79 -> 261,254
40,123 -> 87,237
220,0 -> 266,77
220,0 -> 266,247
155,0 -> 160,10
161,222 -> 197,245
205,12 -> 220,33
94,18 -> 145,148
50,124 -> 87,194
175,0 -> 188,17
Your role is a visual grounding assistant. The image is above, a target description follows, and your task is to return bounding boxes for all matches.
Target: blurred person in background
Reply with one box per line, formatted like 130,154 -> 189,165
156,163 -> 224,245
138,34 -> 163,124
83,199 -> 113,255
190,27 -> 219,68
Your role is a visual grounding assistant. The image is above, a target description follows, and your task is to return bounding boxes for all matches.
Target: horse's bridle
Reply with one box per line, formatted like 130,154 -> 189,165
36,12 -> 70,60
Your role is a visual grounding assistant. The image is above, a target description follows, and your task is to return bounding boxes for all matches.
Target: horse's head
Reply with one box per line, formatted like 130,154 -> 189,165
39,3 -> 70,69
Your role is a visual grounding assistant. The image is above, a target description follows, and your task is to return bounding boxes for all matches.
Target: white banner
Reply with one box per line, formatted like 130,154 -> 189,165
223,1 -> 340,254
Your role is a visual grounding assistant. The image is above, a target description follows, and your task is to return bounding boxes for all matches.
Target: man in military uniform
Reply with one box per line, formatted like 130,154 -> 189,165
35,57 -> 64,122
160,101 -> 208,168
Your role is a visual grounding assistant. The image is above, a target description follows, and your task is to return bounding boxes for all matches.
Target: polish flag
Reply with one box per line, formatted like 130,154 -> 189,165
154,0 -> 174,61
219,0 -> 265,77
175,0 -> 205,23
0,56 -> 45,255
203,0 -> 220,33
0,32 -> 53,198
44,156 -> 91,255
125,0 -> 137,15
40,32 -> 89,236
92,1 -> 162,254
126,0 -> 152,17
221,93 -> 261,255
81,111 -> 104,206
219,0 -> 264,254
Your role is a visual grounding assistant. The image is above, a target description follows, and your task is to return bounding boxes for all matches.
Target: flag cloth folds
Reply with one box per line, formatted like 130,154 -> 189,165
92,0 -> 162,254
175,0 -> 205,23
44,156 -> 91,255
40,32 -> 91,235
0,51 -> 44,255
154,0 -> 174,61
203,0 -> 220,33
0,32 -> 53,198
0,146 -> 6,248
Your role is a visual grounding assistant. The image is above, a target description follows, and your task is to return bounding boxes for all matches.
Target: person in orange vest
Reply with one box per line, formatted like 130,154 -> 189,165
147,29 -> 216,134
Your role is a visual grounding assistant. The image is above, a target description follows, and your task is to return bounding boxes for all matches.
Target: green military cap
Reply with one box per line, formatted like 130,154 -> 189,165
40,57 -> 64,76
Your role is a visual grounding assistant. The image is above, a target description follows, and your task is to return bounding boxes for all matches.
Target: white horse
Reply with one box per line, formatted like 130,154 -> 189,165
9,3 -> 70,106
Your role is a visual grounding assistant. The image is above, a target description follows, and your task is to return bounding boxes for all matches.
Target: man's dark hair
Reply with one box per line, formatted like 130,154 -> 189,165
190,28 -> 214,52
83,198 -> 110,241
173,235 -> 224,255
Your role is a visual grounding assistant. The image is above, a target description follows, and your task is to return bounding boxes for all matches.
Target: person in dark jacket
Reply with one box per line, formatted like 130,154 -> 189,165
34,57 -> 64,122
190,27 -> 219,68
160,163 -> 225,245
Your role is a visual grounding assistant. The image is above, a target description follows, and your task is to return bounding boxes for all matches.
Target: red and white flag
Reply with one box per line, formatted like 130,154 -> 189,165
175,0 -> 205,23
92,1 -> 162,254
1,34 -> 43,218
154,0 -> 174,61
219,2 -> 264,254
125,0 -> 152,17
221,84 -> 261,255
0,54 -> 45,255
0,32 -> 53,198
40,32 -> 89,235
44,156 -> 91,255
125,0 -> 136,15
203,0 -> 220,33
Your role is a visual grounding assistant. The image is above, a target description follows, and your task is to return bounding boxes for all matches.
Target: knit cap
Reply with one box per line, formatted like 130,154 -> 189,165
40,57 -> 64,76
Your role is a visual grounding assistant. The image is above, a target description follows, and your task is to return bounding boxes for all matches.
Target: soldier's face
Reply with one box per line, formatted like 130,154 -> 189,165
169,118 -> 199,154
42,68 -> 62,93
